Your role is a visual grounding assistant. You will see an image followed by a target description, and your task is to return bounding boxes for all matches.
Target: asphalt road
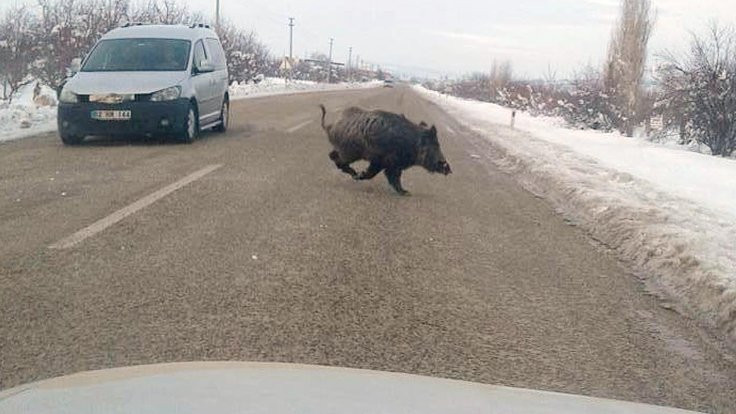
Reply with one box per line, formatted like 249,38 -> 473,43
1,86 -> 735,413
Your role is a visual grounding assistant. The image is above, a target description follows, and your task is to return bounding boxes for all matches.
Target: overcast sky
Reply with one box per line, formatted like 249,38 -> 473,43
5,0 -> 736,78
183,0 -> 736,78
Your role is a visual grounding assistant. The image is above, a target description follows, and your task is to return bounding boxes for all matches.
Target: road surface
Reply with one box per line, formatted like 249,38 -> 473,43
1,87 -> 735,413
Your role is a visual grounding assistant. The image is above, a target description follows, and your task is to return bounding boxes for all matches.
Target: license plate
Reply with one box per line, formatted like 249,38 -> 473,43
91,110 -> 131,121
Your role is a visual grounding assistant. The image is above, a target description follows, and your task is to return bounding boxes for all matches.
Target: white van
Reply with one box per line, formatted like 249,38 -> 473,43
57,23 -> 229,144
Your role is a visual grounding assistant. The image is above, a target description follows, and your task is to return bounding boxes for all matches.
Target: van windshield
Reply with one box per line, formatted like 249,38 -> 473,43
82,38 -> 191,72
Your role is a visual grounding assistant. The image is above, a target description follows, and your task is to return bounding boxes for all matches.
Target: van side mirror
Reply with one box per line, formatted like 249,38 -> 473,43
196,59 -> 214,73
70,58 -> 82,75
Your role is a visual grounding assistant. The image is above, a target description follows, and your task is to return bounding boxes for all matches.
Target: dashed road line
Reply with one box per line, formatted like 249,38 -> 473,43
49,164 -> 223,249
286,120 -> 312,133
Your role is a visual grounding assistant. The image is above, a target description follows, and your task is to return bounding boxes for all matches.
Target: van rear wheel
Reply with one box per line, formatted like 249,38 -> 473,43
179,105 -> 198,143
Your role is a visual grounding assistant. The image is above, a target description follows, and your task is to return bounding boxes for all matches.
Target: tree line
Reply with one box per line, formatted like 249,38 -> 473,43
428,0 -> 736,157
0,0 -> 275,100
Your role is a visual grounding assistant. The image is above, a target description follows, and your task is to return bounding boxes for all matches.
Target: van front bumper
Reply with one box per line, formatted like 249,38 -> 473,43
58,99 -> 190,137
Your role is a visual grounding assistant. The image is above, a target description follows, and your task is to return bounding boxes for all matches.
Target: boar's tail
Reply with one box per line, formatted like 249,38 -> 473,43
319,104 -> 328,131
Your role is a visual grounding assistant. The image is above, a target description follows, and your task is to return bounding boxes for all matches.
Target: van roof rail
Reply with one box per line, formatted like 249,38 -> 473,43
189,23 -> 212,29
121,22 -> 146,28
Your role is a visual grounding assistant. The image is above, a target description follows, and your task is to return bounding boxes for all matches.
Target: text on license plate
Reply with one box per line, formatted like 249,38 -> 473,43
91,110 -> 131,121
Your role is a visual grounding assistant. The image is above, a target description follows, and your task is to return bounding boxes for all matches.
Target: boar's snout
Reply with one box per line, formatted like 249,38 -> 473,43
438,160 -> 452,175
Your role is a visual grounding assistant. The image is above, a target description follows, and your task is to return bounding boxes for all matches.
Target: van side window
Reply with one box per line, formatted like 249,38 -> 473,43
205,38 -> 226,70
193,40 -> 207,70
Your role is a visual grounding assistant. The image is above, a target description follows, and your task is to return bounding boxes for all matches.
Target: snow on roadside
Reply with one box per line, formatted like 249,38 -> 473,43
229,77 -> 381,100
0,83 -> 58,143
0,78 -> 381,143
415,86 -> 736,344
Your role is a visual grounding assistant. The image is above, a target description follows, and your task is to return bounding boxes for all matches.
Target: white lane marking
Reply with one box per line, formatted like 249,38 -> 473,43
446,126 -> 456,135
286,120 -> 312,133
49,164 -> 223,250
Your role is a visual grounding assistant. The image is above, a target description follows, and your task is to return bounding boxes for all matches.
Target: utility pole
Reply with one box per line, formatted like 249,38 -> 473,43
327,38 -> 334,83
288,18 -> 294,60
348,47 -> 352,82
286,17 -> 295,84
215,0 -> 220,28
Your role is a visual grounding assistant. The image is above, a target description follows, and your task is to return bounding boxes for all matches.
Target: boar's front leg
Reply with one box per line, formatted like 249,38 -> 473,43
357,162 -> 383,180
329,150 -> 358,178
385,168 -> 409,195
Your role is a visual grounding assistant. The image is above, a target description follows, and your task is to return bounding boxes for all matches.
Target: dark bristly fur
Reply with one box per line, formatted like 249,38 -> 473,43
319,104 -> 451,195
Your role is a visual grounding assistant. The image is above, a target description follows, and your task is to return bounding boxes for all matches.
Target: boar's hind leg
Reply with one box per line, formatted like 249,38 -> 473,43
357,162 -> 383,180
329,150 -> 358,178
384,168 -> 409,195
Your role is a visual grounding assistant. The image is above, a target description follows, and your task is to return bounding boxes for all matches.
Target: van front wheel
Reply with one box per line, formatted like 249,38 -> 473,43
60,133 -> 83,146
179,105 -> 198,143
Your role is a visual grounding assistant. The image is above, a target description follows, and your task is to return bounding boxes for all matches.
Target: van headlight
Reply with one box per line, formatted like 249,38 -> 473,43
59,88 -> 78,103
150,86 -> 182,102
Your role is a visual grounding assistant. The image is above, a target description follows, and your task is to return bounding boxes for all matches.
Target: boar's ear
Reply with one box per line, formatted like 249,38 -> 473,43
422,125 -> 439,145
419,121 -> 428,128
428,125 -> 438,141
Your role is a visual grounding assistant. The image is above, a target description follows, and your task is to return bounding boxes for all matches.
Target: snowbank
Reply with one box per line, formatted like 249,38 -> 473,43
0,83 -> 58,142
0,78 -> 381,143
229,77 -> 381,100
415,86 -> 736,344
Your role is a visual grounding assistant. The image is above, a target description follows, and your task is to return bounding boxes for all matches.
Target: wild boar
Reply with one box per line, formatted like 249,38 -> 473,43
319,104 -> 451,195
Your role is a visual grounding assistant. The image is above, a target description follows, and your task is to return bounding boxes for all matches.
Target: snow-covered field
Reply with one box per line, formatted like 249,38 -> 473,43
415,86 -> 736,344
0,78 -> 380,143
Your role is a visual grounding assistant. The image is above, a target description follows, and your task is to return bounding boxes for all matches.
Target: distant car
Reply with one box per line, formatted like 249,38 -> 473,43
383,79 -> 395,88
57,23 -> 229,145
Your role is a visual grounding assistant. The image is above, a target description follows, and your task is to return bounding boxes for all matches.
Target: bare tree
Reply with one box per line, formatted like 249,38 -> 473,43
216,20 -> 271,84
291,52 -> 331,82
561,65 -> 616,130
129,0 -> 199,25
655,59 -> 693,143
35,0 -> 89,89
604,0 -> 655,136
77,0 -> 130,46
543,63 -> 558,86
0,5 -> 40,101
30,0 -> 208,89
445,72 -> 490,102
489,59 -> 512,101
2,0 -> 274,92
657,24 -> 736,156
